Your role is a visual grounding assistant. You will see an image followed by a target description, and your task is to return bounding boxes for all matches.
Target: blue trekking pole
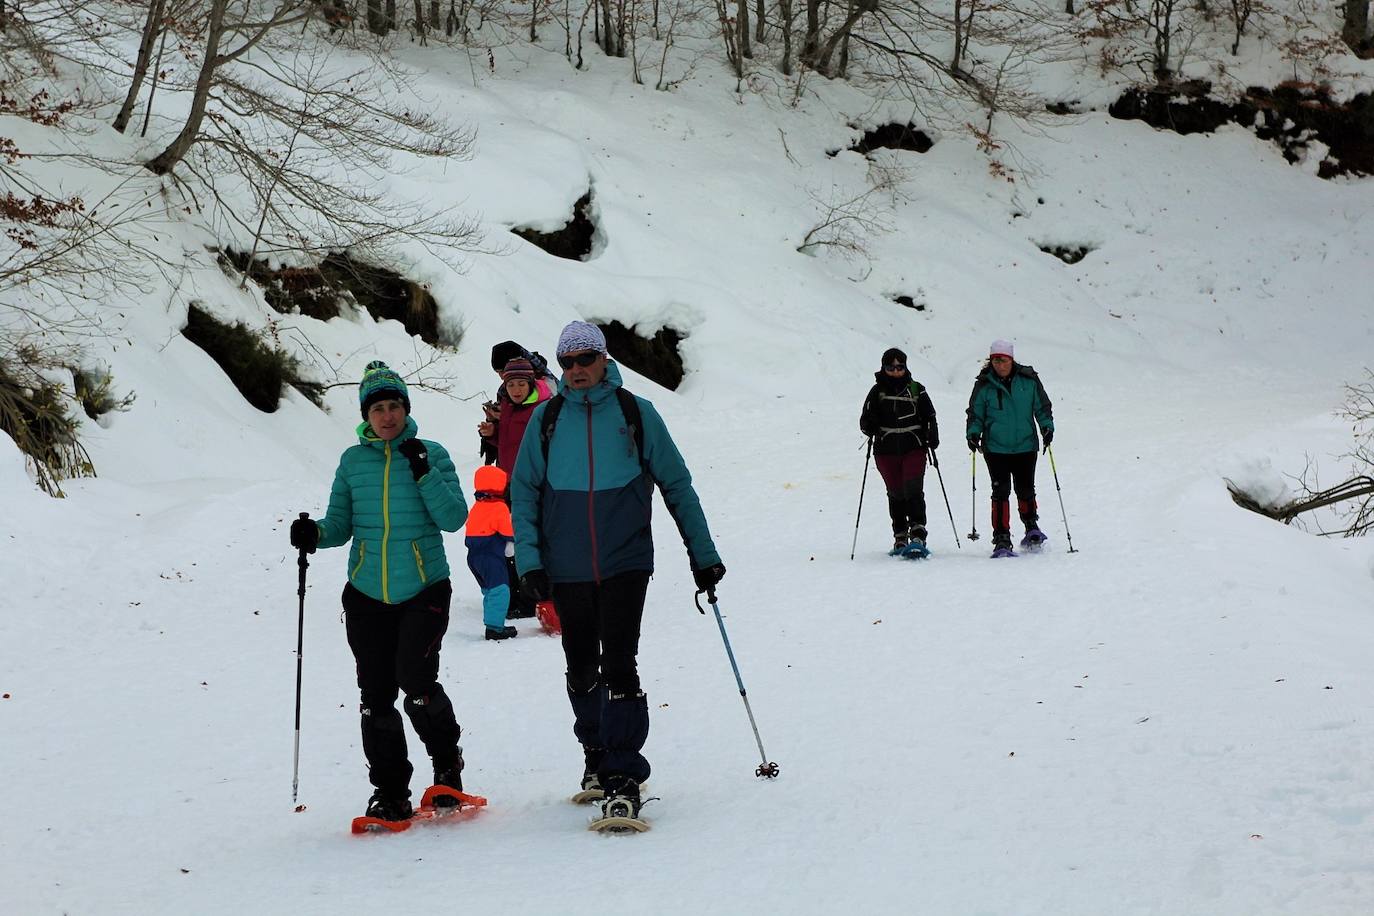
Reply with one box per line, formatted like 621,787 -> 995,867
696,586 -> 779,779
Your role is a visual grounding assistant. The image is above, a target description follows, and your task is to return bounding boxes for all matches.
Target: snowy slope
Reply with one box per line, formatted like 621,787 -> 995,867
3,27 -> 1374,916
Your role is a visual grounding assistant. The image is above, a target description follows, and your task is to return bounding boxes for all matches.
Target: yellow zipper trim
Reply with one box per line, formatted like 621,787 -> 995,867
381,442 -> 393,603
351,541 -> 366,580
412,542 -> 427,584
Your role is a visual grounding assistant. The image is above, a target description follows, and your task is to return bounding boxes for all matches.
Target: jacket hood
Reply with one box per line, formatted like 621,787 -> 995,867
474,464 -> 508,494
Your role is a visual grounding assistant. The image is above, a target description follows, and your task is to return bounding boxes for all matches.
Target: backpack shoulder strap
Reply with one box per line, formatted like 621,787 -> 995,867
538,394 -> 565,464
615,387 -> 648,474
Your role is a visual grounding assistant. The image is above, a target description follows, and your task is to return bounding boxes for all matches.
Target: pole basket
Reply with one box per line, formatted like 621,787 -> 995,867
536,600 -> 561,636
756,762 -> 780,779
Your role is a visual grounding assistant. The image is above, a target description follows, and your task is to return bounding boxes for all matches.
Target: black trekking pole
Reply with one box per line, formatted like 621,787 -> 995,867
928,450 -> 961,549
967,451 -> 981,542
292,512 -> 310,805
696,587 -> 779,779
1046,446 -> 1077,553
849,437 -> 873,561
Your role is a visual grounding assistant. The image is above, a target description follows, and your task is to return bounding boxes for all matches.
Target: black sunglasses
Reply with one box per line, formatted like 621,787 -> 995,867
557,351 -> 601,369
883,362 -> 906,371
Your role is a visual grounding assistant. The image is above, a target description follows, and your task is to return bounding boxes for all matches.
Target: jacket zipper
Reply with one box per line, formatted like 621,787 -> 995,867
584,393 -> 601,583
381,442 -> 393,602
351,541 -> 366,580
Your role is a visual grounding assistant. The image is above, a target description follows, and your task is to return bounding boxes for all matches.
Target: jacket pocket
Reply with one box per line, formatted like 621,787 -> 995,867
411,541 -> 428,584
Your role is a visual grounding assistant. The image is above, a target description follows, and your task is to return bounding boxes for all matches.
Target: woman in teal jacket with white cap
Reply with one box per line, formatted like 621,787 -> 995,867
966,340 -> 1054,556
290,361 -> 469,822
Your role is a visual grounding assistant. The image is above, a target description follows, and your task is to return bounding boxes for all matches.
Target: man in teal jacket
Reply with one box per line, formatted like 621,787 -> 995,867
290,361 -> 469,822
965,340 -> 1055,556
510,321 -> 725,823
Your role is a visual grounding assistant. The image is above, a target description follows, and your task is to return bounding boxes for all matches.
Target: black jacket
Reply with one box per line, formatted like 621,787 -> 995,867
860,372 -> 939,456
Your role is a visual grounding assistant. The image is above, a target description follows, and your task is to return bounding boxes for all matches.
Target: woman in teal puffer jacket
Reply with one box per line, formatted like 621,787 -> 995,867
965,340 -> 1054,556
290,361 -> 469,823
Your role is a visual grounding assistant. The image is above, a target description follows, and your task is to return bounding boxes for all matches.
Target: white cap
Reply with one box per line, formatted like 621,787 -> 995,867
989,339 -> 1014,358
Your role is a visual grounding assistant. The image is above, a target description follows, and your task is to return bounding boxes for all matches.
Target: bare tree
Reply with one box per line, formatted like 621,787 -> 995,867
1086,0 -> 1208,83
175,45 -> 482,269
146,0 -> 317,176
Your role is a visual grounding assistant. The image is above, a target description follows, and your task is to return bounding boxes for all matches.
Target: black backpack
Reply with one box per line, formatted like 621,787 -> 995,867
539,387 -> 650,479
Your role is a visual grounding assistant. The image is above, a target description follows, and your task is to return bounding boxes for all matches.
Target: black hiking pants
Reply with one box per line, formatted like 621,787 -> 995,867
984,450 -> 1039,536
343,579 -> 461,797
553,570 -> 653,785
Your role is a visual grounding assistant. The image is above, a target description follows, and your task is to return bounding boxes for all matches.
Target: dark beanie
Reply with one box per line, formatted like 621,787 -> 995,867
358,360 -> 410,419
501,357 -> 535,382
881,347 -> 907,366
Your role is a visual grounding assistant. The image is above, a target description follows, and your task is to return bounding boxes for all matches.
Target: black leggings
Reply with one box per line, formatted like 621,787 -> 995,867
343,579 -> 461,796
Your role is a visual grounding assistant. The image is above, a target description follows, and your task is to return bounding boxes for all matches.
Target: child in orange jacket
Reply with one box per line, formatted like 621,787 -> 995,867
466,465 -> 517,640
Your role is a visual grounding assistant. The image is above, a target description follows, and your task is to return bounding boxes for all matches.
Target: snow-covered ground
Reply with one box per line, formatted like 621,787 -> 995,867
3,25 -> 1374,916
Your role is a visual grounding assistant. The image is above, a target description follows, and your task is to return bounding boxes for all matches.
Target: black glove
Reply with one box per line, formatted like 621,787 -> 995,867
397,438 -> 430,482
520,569 -> 551,603
967,434 -> 981,452
926,434 -> 939,451
692,563 -> 726,591
290,516 -> 319,553
1041,429 -> 1053,453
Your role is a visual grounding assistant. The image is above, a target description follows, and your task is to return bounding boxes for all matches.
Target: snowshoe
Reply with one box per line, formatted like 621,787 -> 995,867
589,776 -> 649,833
991,545 -> 1017,558
888,534 -> 909,557
900,539 -> 931,560
1020,528 -> 1047,550
351,787 -> 488,835
350,790 -> 414,833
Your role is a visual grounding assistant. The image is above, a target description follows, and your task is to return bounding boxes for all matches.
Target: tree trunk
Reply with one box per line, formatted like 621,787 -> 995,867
113,0 -> 167,134
368,0 -> 386,33
530,0 -> 538,40
386,0 -> 397,30
755,0 -> 765,43
781,0 -> 794,73
414,0 -> 426,42
1342,0 -> 1371,55
1065,0 -> 1074,12
951,0 -> 964,73
802,0 -> 821,61
808,2 -> 866,73
146,0 -> 228,176
738,0 -> 751,58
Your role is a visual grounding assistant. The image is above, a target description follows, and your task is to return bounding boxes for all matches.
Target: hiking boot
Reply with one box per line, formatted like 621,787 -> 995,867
485,625 -> 517,641
600,774 -> 642,820
581,746 -> 605,793
890,532 -> 909,555
364,790 -> 413,822
431,754 -> 464,806
992,530 -> 1013,550
909,525 -> 928,544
